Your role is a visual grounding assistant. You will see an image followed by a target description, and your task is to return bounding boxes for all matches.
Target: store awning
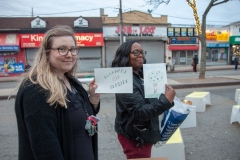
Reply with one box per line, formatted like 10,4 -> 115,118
0,34 -> 20,51
168,45 -> 199,50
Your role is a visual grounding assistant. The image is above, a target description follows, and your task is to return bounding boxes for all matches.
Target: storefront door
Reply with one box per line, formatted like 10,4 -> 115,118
212,49 -> 218,61
180,51 -> 186,65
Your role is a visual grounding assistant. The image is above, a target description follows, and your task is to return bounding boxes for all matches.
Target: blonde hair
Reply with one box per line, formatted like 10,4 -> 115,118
17,25 -> 78,108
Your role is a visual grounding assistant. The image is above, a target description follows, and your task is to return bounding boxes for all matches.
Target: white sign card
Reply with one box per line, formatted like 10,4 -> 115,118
94,67 -> 133,93
143,63 -> 167,98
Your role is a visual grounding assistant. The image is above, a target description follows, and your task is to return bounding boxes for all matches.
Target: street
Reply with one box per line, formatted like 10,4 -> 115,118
167,69 -> 239,79
0,85 -> 240,160
0,69 -> 239,90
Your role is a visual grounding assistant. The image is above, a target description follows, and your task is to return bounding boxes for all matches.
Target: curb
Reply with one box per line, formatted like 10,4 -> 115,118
1,81 -> 240,100
171,81 -> 240,89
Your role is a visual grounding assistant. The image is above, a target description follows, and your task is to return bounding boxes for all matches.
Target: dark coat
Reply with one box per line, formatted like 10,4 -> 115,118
15,76 -> 99,160
193,57 -> 198,64
234,57 -> 239,65
114,72 -> 173,144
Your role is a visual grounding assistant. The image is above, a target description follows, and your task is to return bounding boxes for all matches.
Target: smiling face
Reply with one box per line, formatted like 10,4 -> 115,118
129,42 -> 145,73
48,36 -> 77,75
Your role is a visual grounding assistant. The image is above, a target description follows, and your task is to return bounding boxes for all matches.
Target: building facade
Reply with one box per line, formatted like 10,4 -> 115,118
227,21 -> 240,64
0,16 -> 104,76
166,27 -> 199,65
101,10 -> 170,67
205,28 -> 230,65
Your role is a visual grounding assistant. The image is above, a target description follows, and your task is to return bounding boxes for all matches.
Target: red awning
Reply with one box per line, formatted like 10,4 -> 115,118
168,45 -> 199,50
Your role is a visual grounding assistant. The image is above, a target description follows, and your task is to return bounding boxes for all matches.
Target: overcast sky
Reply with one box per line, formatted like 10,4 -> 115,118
0,0 -> 239,26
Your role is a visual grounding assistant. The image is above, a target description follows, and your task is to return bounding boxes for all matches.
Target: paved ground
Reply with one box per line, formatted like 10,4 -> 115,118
2,86 -> 240,160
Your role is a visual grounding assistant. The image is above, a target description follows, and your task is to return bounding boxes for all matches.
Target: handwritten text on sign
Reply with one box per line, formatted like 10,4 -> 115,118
94,67 -> 133,93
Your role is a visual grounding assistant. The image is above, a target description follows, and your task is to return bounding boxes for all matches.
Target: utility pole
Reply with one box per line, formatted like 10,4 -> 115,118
119,0 -> 124,45
31,7 -> 34,17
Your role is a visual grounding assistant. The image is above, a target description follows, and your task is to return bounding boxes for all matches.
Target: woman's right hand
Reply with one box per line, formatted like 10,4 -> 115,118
164,84 -> 176,104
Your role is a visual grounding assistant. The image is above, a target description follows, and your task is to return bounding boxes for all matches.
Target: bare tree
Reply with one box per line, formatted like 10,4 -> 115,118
146,0 -> 230,79
145,0 -> 170,11
187,0 -> 229,79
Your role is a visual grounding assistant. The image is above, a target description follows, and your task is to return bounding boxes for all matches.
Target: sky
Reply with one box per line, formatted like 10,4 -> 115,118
0,0 -> 239,26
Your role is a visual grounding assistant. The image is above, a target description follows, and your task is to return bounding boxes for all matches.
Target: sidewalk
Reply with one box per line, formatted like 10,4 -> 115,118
1,65 -> 240,100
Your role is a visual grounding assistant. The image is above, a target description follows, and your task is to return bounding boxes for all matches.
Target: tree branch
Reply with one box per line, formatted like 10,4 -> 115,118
145,0 -> 170,11
213,0 -> 229,6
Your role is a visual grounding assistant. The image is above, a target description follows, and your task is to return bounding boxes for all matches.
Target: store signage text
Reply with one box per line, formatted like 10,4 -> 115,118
206,43 -> 229,47
229,36 -> 240,44
170,37 -> 197,44
0,45 -> 19,51
3,63 -> 24,73
235,37 -> 240,42
20,33 -> 104,48
75,33 -> 104,46
206,30 -> 229,42
75,35 -> 93,42
115,26 -> 156,36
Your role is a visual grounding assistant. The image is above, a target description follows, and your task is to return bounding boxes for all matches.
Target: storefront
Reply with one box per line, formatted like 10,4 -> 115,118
166,27 -> 199,65
103,25 -> 167,67
206,29 -> 229,65
229,36 -> 240,64
206,43 -> 229,65
0,33 -> 25,76
20,33 -> 104,73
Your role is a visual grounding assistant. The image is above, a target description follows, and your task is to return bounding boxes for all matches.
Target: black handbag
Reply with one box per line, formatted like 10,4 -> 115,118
123,117 -> 160,146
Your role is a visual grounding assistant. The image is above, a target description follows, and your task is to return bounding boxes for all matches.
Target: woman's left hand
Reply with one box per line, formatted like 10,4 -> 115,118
89,78 -> 100,104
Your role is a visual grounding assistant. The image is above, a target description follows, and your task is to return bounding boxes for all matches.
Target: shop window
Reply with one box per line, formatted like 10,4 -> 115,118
172,51 -> 178,65
174,28 -> 180,36
206,49 -> 211,61
181,28 -> 187,36
167,28 -> 174,37
188,28 -> 193,36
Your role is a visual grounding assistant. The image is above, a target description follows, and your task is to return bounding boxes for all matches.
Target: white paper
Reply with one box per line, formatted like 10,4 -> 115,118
94,67 -> 133,93
143,63 -> 167,98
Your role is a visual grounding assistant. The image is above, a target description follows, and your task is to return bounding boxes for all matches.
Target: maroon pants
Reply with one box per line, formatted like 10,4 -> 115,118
118,134 -> 153,159
193,64 -> 197,72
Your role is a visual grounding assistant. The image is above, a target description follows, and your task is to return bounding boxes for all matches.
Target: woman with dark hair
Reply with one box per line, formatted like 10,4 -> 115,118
112,40 -> 175,159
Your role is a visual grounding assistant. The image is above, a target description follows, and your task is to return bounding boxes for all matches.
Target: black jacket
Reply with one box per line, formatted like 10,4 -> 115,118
193,57 -> 198,64
114,72 -> 173,144
15,76 -> 99,160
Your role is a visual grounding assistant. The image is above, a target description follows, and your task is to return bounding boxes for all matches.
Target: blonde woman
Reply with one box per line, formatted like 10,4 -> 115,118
15,25 -> 100,160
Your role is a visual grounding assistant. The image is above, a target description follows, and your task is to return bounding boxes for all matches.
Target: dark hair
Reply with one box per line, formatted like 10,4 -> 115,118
111,40 -> 139,67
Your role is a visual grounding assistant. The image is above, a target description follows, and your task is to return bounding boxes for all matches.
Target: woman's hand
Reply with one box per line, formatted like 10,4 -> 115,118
164,84 -> 176,104
89,78 -> 100,105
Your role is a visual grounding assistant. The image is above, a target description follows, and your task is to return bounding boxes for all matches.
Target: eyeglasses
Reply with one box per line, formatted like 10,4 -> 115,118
130,50 -> 147,57
50,47 -> 80,56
